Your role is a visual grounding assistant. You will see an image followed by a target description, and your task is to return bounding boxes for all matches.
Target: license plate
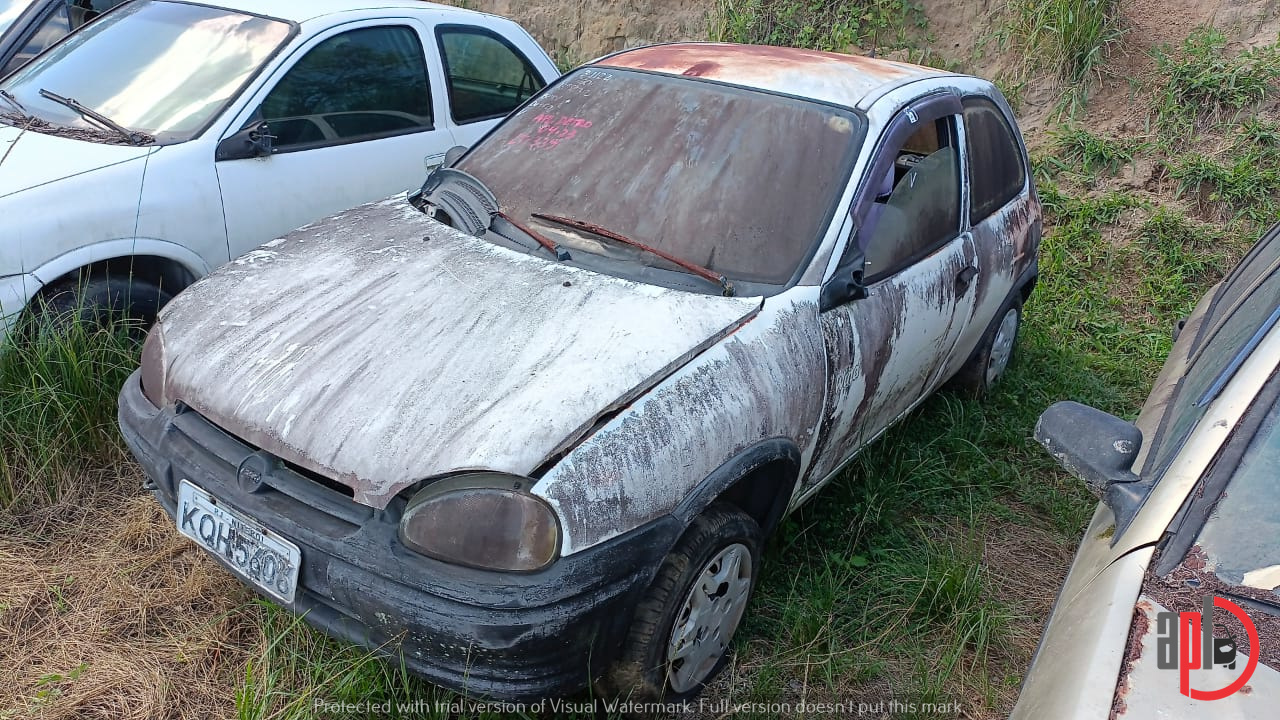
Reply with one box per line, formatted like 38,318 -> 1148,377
177,479 -> 301,604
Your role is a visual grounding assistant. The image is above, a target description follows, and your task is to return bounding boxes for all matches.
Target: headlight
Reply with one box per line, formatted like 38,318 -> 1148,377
399,473 -> 560,572
139,322 -> 167,408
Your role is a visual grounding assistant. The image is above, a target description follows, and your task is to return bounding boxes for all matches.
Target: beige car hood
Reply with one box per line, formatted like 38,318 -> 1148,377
158,197 -> 761,507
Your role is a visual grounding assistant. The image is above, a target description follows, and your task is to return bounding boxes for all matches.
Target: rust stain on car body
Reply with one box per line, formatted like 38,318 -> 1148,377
596,42 -> 944,109
535,294 -> 827,552
1110,600 -> 1153,719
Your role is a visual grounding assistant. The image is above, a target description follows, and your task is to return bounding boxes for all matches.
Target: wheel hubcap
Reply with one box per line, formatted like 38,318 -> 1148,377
665,543 -> 753,693
986,308 -> 1019,386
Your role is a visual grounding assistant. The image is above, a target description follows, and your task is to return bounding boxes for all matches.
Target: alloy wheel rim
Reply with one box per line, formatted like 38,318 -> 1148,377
665,542 -> 753,693
986,308 -> 1019,386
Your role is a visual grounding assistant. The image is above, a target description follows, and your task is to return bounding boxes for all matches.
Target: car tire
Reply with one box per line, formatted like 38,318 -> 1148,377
949,294 -> 1022,400
601,504 -> 762,702
30,275 -> 172,335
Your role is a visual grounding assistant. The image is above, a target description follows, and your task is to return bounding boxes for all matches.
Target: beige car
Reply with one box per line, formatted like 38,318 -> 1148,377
1014,221 -> 1280,718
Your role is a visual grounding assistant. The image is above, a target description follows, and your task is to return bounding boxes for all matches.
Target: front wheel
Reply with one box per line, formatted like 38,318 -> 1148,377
29,275 -> 172,336
949,295 -> 1022,400
601,504 -> 762,702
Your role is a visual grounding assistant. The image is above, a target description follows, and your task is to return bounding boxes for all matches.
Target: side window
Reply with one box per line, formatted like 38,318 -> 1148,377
862,117 -> 963,280
438,26 -> 545,124
258,25 -> 433,151
1,0 -> 123,76
963,97 -> 1026,223
68,1 -> 127,28
3,5 -> 69,75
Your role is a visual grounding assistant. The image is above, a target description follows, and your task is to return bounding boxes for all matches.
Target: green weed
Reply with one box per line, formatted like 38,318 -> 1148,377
1048,125 -> 1145,176
1006,0 -> 1123,114
1168,151 -> 1280,224
1153,27 -> 1280,134
710,0 -> 927,53
0,311 -> 139,510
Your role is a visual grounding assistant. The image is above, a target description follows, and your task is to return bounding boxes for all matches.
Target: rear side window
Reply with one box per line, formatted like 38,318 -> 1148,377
259,25 -> 433,150
962,97 -> 1026,223
438,26 -> 544,124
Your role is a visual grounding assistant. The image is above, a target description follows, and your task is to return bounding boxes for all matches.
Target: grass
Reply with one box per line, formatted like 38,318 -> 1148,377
1047,125 -> 1144,177
1167,152 -> 1280,225
710,0 -> 927,53
1006,0 -> 1123,114
1152,27 -> 1280,136
0,311 -> 139,511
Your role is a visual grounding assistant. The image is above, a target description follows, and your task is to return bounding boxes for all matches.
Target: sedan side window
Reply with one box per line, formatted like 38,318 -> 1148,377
438,25 -> 545,124
2,4 -> 67,75
258,25 -> 433,152
963,97 -> 1026,223
1,0 -> 123,76
861,118 -> 962,280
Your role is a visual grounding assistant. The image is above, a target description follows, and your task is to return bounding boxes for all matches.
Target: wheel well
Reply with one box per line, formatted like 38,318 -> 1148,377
1019,273 -> 1038,303
42,255 -> 196,297
711,458 -> 797,537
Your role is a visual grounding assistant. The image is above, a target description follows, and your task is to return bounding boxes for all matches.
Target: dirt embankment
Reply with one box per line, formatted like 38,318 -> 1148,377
461,0 -> 713,63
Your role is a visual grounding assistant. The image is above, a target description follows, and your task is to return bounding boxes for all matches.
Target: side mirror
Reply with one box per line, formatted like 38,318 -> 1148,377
215,121 -> 274,161
1035,401 -> 1150,540
819,256 -> 870,311
442,145 -> 467,167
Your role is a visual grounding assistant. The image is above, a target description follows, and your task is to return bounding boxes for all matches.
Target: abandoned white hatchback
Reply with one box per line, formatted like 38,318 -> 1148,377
119,43 -> 1041,700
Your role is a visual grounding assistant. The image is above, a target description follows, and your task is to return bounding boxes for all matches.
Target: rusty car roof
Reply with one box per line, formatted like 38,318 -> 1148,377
593,43 -> 949,109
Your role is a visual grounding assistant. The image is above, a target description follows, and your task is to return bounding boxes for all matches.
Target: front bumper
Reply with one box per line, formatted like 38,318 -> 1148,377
118,370 -> 679,699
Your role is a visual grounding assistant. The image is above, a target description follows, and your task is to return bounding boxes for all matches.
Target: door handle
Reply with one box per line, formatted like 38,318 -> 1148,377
955,265 -> 978,293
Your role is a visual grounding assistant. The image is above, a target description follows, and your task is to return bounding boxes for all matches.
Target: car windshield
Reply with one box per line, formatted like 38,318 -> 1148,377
1184,396 -> 1280,594
1142,229 -> 1280,477
0,0 -> 291,143
0,0 -> 31,37
457,66 -> 863,287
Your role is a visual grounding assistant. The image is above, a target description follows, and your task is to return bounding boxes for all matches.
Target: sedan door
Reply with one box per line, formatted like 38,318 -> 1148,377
216,19 -> 456,258
806,100 -> 979,484
432,24 -> 549,149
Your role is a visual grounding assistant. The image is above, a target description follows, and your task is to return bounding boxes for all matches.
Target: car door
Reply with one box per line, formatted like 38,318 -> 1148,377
805,95 -> 979,484
433,24 -> 548,149
953,94 -> 1036,365
216,19 -> 455,258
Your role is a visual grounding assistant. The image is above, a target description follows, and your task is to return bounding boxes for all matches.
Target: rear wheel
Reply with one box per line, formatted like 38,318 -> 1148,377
949,294 -> 1022,399
601,504 -> 761,702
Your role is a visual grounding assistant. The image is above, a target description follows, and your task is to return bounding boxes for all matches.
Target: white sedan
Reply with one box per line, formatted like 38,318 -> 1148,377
0,0 -> 557,337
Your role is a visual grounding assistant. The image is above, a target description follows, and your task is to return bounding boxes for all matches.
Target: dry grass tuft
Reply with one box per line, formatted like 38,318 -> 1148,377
0,479 -> 260,720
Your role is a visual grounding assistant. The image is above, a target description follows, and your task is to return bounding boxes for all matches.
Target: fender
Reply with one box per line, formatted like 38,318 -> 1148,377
30,237 -> 211,287
671,437 -> 802,537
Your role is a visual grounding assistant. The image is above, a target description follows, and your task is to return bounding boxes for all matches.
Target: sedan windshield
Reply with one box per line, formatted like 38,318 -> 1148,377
1194,397 -> 1280,592
0,0 -> 31,37
0,0 -> 291,143
458,66 -> 863,287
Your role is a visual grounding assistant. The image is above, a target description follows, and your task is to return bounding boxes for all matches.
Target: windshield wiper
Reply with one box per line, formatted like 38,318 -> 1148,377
531,212 -> 735,296
38,88 -> 147,145
0,89 -> 30,119
495,211 -> 571,261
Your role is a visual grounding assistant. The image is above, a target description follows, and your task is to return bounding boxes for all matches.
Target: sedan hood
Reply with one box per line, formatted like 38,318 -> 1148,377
158,197 -> 762,507
0,123 -> 153,199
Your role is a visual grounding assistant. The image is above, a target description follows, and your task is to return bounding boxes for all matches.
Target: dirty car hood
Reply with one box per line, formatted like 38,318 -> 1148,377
0,123 -> 153,199
158,197 -> 762,507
